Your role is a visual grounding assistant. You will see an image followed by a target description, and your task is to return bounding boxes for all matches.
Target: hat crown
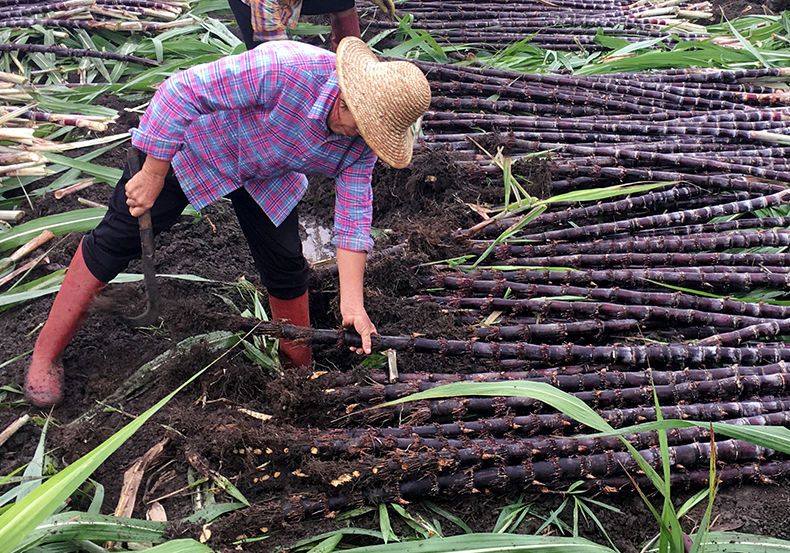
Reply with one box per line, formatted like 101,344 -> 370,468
336,37 -> 432,168
367,61 -> 432,133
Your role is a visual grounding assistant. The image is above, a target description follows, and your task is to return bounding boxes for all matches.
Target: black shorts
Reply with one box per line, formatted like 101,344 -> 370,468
227,0 -> 355,50
81,156 -> 310,300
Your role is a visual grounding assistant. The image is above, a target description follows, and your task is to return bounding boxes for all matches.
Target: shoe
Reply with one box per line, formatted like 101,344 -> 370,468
268,291 -> 312,369
24,239 -> 105,407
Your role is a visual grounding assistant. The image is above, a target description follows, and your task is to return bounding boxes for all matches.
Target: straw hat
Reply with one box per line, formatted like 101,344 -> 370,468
336,37 -> 431,169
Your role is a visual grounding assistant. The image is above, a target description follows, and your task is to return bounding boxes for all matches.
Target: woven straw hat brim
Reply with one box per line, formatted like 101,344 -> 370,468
336,37 -> 431,169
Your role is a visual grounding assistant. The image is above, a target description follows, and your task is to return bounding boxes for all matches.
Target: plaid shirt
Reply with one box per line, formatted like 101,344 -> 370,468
130,40 -> 377,252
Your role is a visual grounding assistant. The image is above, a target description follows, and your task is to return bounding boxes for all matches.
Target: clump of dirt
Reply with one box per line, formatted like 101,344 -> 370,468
512,156 -> 554,199
710,0 -> 780,18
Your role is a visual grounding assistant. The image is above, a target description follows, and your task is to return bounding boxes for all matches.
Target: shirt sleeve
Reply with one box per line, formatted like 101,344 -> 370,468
333,148 -> 377,253
130,47 -> 279,161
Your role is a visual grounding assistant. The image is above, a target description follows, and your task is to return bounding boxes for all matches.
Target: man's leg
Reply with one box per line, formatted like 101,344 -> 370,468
24,161 -> 189,407
302,0 -> 359,51
227,188 -> 312,368
228,0 -> 261,50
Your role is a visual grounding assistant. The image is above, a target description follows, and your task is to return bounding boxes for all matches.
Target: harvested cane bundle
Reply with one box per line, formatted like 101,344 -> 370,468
359,0 -> 712,51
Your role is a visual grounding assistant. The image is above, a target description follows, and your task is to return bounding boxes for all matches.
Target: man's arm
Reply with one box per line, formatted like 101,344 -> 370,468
337,248 -> 376,354
334,149 -> 377,353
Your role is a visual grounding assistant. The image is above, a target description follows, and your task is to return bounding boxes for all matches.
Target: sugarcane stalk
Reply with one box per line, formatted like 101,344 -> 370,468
394,441 -> 769,499
488,251 -> 790,269
53,178 -> 95,199
469,230 -> 790,257
0,43 -> 158,67
0,210 -> 25,222
429,275 -> 790,319
320,362 -> 790,391
422,294 -> 776,331
516,191 -> 789,242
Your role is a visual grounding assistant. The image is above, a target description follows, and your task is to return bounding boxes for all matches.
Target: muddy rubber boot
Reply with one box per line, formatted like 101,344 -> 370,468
24,239 -> 106,407
329,8 -> 361,51
268,291 -> 313,369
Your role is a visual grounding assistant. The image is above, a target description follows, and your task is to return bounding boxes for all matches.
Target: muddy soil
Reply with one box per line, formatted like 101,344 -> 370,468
2,28 -> 789,553
713,0 -> 786,19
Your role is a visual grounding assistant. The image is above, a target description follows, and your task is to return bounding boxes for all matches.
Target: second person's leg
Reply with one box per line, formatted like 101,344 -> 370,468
227,188 -> 312,368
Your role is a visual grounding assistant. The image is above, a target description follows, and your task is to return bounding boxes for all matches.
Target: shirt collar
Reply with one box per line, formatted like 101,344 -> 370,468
308,71 -> 340,122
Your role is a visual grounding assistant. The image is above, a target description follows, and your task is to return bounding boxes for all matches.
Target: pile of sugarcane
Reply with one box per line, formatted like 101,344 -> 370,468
360,0 -> 714,51
0,71 -> 124,213
415,62 -> 790,196
208,61 -> 790,518
202,319 -> 790,519
0,0 -> 191,71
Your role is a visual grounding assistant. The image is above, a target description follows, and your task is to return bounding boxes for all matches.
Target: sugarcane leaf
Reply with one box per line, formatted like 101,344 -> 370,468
9,512 -> 165,553
371,381 -> 613,433
290,529 -> 386,550
15,418 -> 48,502
86,481 -> 104,515
589,420 -> 790,455
378,504 -> 398,544
306,533 -> 343,553
182,502 -> 245,524
725,19 -> 771,68
42,154 -> 123,185
423,501 -> 473,534
0,209 -> 106,253
646,532 -> 790,552
338,533 -> 617,552
141,540 -> 214,553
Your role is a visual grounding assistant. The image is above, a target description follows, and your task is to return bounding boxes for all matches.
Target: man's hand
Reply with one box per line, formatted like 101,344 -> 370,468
370,0 -> 395,18
125,156 -> 170,218
341,304 -> 377,355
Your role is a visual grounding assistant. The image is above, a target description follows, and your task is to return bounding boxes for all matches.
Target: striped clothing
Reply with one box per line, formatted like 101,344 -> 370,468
130,40 -> 377,252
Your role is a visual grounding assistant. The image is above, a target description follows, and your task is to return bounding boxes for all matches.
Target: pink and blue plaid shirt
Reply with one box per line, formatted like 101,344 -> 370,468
130,40 -> 377,252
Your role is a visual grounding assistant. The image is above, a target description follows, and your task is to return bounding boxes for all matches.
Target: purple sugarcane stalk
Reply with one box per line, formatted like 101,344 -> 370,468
338,375 -> 789,416
517,191 -> 789,242
275,460 -> 790,520
298,411 -> 789,463
220,318 -> 790,366
456,267 -> 790,292
0,43 -> 157,66
468,230 -> 790,257
320,362 -> 790,391
421,295 -> 777,330
488,252 -> 790,268
430,275 -> 790,319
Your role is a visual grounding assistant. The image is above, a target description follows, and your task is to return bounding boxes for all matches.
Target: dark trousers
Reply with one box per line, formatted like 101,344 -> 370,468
228,0 -> 356,50
82,163 -> 310,300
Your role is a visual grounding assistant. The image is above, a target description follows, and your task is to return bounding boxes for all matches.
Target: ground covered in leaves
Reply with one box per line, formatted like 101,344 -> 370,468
2,0 -> 790,550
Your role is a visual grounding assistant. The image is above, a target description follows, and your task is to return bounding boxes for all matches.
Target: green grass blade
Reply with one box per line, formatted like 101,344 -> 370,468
11,513 -> 165,553
16,419 -> 48,502
339,533 -> 617,552
142,540 -> 214,553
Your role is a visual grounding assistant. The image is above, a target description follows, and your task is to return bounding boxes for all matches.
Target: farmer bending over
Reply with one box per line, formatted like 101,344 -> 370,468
227,0 -> 395,51
23,37 -> 431,408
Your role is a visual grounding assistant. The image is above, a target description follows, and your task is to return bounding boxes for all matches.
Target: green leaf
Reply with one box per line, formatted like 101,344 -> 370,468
306,533 -> 343,553
378,504 -> 398,544
340,533 -> 617,552
0,209 -> 106,253
182,502 -> 245,524
15,419 -> 48,502
372,381 -> 613,433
